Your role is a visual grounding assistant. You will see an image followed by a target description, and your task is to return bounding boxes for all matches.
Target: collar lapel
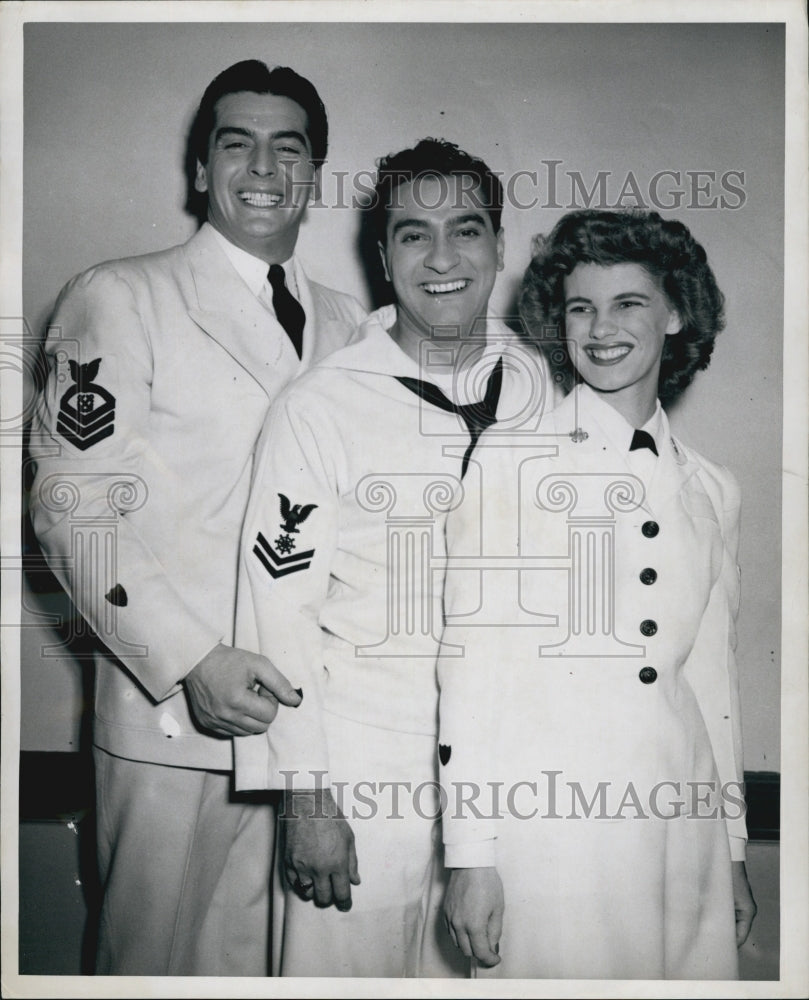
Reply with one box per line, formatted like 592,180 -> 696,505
550,391 -> 656,514
646,422 -> 701,514
183,226 -> 295,398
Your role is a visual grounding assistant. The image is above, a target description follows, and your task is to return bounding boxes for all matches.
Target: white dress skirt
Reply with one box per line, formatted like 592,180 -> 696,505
439,386 -> 746,980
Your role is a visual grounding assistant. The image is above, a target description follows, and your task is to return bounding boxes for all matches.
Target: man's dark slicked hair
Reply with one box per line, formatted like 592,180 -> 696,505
519,209 -> 726,405
372,138 -> 504,244
190,59 -> 328,167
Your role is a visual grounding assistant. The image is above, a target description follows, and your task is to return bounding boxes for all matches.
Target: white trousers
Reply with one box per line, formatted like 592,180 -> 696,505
271,712 -> 467,978
94,748 -> 274,976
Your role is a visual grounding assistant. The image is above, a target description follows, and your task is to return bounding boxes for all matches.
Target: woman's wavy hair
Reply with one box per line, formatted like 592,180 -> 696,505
519,209 -> 725,404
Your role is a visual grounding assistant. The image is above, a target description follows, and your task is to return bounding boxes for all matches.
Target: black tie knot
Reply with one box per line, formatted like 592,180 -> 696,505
630,429 -> 658,456
268,264 -> 305,359
395,357 -> 503,478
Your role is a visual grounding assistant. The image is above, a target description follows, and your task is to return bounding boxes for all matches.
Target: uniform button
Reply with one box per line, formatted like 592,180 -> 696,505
640,619 -> 658,637
640,567 -> 657,585
642,520 -> 659,538
639,667 -> 658,684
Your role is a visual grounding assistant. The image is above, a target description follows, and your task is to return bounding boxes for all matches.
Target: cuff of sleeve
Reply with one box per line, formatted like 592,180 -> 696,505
233,732 -> 271,791
729,835 -> 747,862
232,732 -> 332,792
444,839 -> 497,868
275,765 -> 331,792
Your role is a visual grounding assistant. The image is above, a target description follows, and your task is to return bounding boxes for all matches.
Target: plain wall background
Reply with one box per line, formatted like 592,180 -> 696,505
21,21 -> 784,770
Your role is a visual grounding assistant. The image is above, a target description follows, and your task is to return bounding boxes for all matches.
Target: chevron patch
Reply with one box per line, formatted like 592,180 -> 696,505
57,358 -> 116,450
253,530 -> 315,579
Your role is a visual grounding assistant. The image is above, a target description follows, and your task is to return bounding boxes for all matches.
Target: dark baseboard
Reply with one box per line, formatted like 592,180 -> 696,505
742,770 -> 780,841
19,751 -> 782,841
19,751 -> 95,822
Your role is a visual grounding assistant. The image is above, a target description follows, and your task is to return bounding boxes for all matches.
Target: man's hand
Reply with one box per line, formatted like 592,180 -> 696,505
282,788 -> 361,911
183,643 -> 302,737
444,866 -> 504,967
731,860 -> 757,948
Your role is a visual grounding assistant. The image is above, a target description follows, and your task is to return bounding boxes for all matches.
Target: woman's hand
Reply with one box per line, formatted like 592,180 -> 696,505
731,860 -> 757,947
443,867 -> 504,967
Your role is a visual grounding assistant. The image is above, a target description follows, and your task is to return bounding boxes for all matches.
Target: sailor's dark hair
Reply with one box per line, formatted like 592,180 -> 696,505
372,137 -> 503,244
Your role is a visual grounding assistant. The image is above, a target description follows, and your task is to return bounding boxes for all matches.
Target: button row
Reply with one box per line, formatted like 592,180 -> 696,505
639,523 -> 660,683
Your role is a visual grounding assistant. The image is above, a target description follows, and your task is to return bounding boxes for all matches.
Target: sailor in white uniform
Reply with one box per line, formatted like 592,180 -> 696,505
233,139 -> 557,976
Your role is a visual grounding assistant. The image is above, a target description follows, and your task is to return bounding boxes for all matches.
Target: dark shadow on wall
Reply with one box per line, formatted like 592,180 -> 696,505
354,193 -> 395,313
183,106 -> 207,228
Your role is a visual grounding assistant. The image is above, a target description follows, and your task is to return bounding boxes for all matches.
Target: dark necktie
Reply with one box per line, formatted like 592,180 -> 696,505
396,357 -> 503,478
630,428 -> 659,456
268,264 -> 305,360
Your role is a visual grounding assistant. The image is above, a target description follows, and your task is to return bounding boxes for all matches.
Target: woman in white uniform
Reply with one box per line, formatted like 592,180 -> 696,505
438,209 -> 757,979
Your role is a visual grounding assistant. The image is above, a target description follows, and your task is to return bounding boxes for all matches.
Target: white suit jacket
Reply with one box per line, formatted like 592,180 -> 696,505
29,223 -> 366,770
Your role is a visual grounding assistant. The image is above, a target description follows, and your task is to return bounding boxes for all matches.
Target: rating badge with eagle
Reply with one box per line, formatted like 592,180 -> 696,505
253,493 -> 319,579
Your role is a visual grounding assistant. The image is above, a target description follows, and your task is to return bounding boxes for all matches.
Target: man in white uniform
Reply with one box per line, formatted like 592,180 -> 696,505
234,138 -> 556,975
28,59 -> 366,975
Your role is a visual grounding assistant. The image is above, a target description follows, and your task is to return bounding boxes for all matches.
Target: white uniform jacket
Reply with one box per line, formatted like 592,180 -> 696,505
29,223 -> 366,770
438,383 -> 747,866
233,305 -> 558,790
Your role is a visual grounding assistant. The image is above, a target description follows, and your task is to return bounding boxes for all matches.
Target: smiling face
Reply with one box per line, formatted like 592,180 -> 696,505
379,174 -> 504,361
563,262 -> 682,424
194,91 -> 317,263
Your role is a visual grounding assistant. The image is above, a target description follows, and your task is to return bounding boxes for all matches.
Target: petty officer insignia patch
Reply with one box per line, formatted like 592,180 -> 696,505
254,530 -> 315,578
254,496 -> 318,578
57,358 -> 116,450
254,525 -> 315,579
